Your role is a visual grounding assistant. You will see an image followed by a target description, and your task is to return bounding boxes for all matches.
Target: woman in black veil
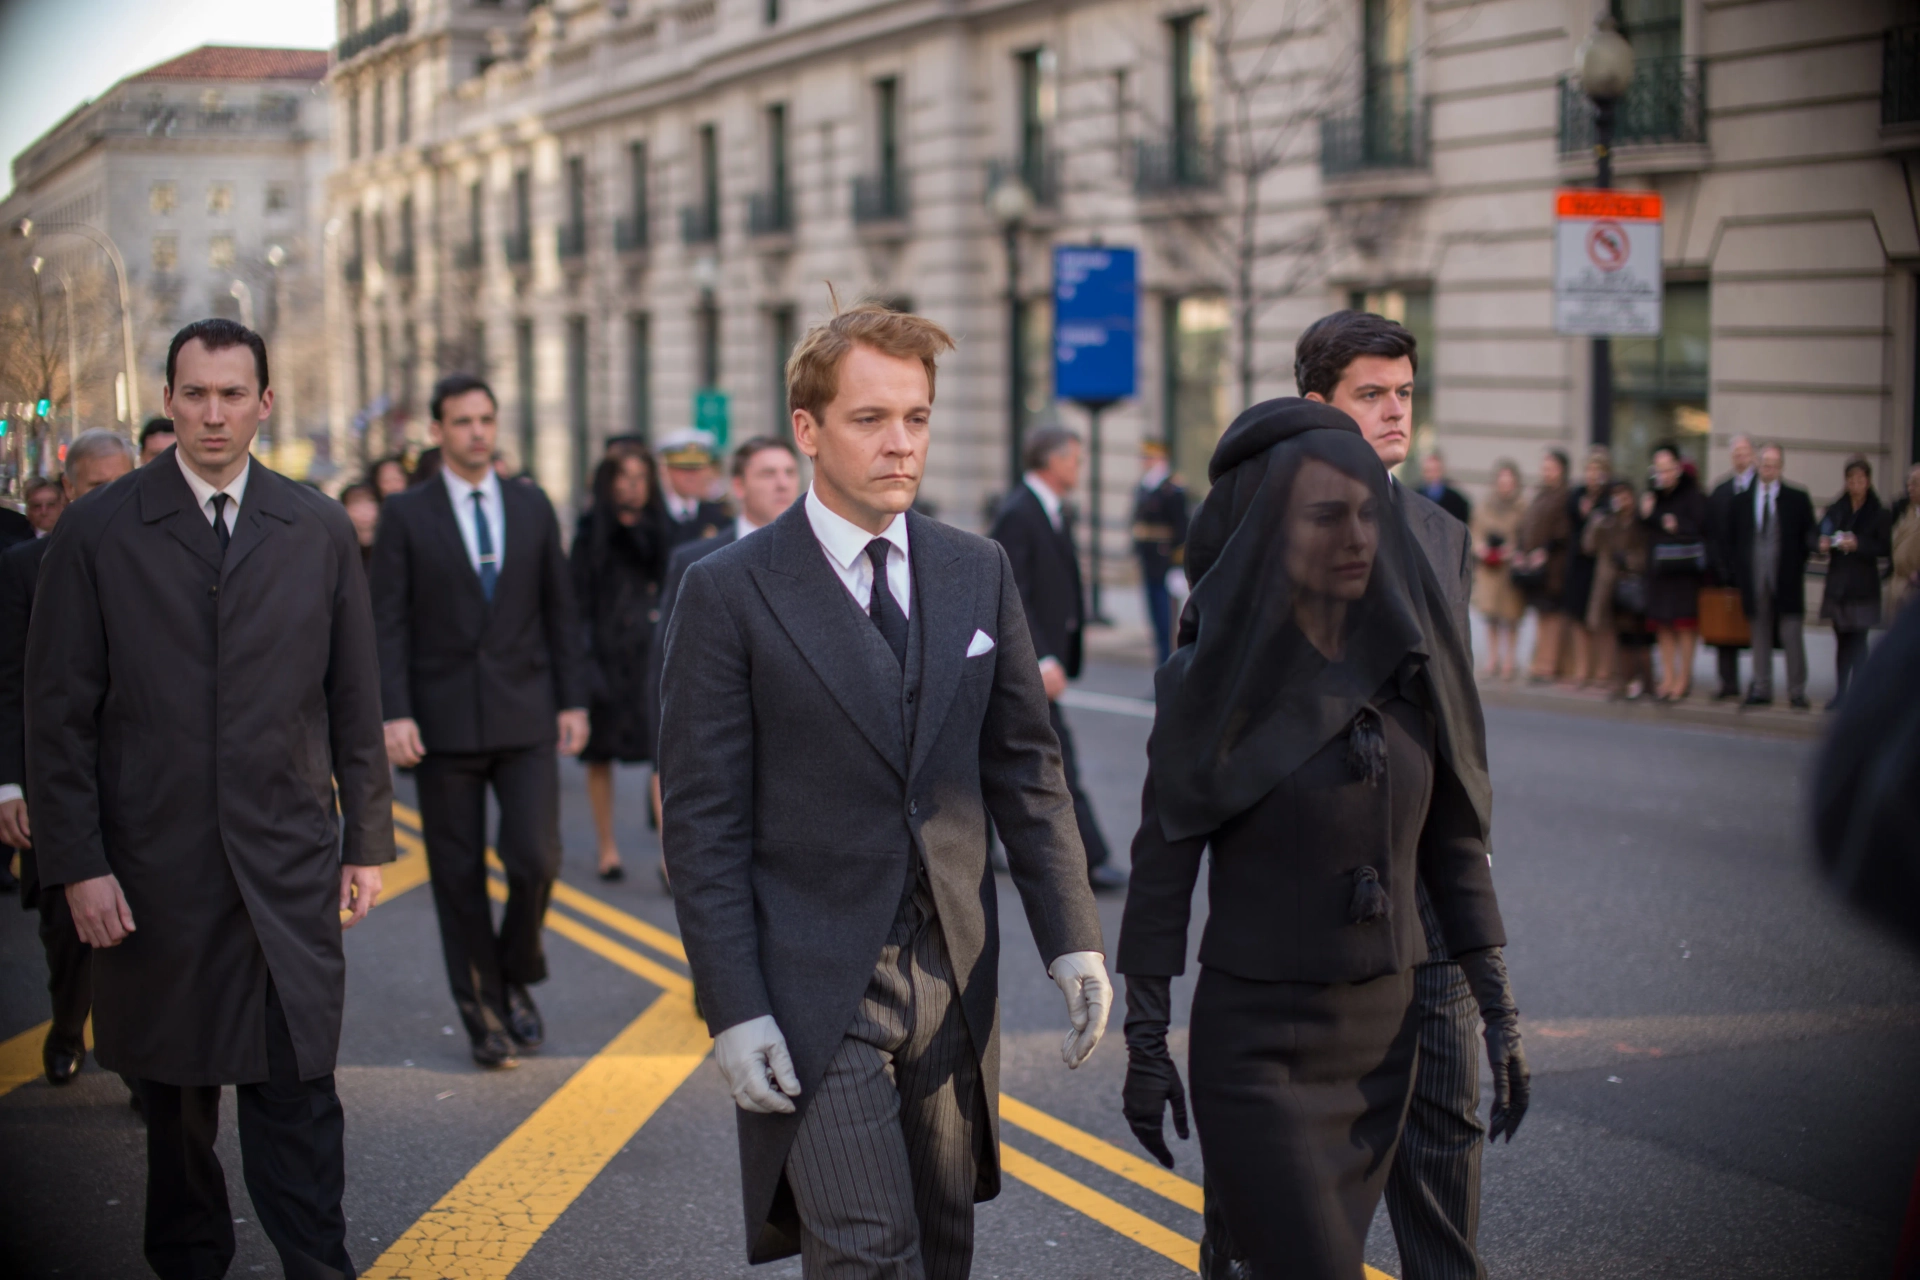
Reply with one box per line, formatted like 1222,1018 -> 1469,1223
1116,400 -> 1528,1279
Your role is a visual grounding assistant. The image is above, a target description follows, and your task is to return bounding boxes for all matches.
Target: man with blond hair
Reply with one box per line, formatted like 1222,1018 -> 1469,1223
660,301 -> 1111,1277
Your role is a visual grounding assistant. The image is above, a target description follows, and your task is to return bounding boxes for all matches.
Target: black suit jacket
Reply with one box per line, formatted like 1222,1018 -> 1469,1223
646,524 -> 739,752
370,475 -> 588,754
667,498 -> 730,549
1708,474 -> 1750,587
0,507 -> 34,553
0,535 -> 48,791
1730,481 -> 1816,617
989,483 -> 1085,678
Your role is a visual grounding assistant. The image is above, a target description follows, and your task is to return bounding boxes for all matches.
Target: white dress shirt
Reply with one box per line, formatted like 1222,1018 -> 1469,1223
1024,473 -> 1065,530
733,515 -> 762,542
665,492 -> 702,523
1732,467 -> 1756,495
177,451 -> 250,535
804,487 -> 911,619
441,465 -> 506,578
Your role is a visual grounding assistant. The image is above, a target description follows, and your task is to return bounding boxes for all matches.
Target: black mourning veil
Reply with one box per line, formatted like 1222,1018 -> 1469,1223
1149,398 -> 1490,843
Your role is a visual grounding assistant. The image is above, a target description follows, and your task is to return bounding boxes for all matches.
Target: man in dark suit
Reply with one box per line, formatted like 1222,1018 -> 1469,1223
989,425 -> 1122,891
371,372 -> 590,1070
1130,439 -> 1189,666
658,428 -> 731,547
1733,442 -> 1815,709
660,303 -> 1109,1277
1420,449 -> 1473,525
138,416 -> 177,465
0,476 -> 59,893
1296,310 -> 1501,1280
30,319 -> 393,1280
0,430 -> 134,1086
1707,435 -> 1757,700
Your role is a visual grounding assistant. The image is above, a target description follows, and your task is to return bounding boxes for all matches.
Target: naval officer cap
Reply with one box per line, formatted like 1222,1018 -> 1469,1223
658,428 -> 719,469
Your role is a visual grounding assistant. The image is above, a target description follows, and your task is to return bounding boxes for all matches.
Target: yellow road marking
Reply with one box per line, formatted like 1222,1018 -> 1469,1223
484,878 -> 691,998
0,1021 -> 46,1098
394,800 -> 424,830
547,879 -> 687,962
1000,1093 -> 1203,1213
1000,1140 -> 1201,1272
360,988 -> 711,1280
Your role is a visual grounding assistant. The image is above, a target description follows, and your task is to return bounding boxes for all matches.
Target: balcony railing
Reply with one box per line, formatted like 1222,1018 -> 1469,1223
389,246 -> 415,277
1558,56 -> 1705,154
1134,131 -> 1222,195
503,229 -> 531,266
1887,25 -> 1920,126
337,5 -> 410,62
987,152 -> 1060,208
852,172 -> 908,223
615,213 -> 648,252
453,241 -> 482,270
1320,99 -> 1428,176
558,222 -> 586,259
681,205 -> 720,244
748,190 -> 794,236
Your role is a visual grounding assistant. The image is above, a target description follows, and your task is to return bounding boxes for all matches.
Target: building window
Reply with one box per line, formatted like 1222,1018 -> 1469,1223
696,123 -> 720,240
209,234 -> 236,269
562,155 -> 587,258
697,292 -> 720,390
466,180 -> 484,262
1611,280 -> 1710,482
1162,293 -> 1230,492
152,235 -> 178,273
372,79 -> 386,152
507,167 -> 532,263
567,315 -> 590,500
397,68 -> 411,145
628,312 -> 652,440
1017,50 -> 1056,196
265,182 -> 291,213
770,305 -> 796,435
515,318 -> 537,476
466,320 -> 487,378
619,141 -> 649,250
348,91 -> 361,160
355,323 -> 370,410
207,182 -> 234,215
150,181 -> 177,215
876,77 -> 900,198
752,104 -> 791,234
764,0 -> 780,24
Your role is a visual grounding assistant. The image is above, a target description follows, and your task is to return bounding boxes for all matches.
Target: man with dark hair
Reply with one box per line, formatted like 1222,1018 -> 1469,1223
371,371 -> 589,1069
0,430 -> 135,1087
1130,438 -> 1188,666
138,417 -> 177,465
1287,308 -> 1513,1280
990,423 -> 1121,890
28,318 -> 392,1280
22,477 -> 64,536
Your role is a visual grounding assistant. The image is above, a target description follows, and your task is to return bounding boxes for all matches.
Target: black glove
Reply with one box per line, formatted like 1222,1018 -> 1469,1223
1456,945 -> 1530,1142
1121,974 -> 1189,1168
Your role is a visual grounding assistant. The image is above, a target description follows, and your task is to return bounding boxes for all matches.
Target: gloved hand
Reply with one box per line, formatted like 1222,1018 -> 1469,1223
1457,946 -> 1529,1141
1120,974 -> 1189,1168
711,1014 -> 801,1114
1048,951 -> 1112,1068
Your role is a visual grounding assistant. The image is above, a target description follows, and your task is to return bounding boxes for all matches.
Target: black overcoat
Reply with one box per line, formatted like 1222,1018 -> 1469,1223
988,484 -> 1086,676
571,508 -> 666,762
1729,481 -> 1816,617
26,452 -> 394,1085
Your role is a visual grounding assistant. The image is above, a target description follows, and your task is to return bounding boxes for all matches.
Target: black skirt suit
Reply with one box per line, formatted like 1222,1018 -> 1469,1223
1119,669 -> 1505,1278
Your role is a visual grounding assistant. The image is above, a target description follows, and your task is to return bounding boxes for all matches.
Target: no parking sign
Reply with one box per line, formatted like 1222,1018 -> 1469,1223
1553,189 -> 1663,336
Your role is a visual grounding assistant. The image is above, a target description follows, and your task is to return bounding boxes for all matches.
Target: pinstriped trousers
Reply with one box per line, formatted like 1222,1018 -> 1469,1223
784,888 -> 983,1280
1384,960 -> 1487,1280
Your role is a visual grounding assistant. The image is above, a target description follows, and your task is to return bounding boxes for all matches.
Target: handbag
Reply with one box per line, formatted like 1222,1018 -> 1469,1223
1698,585 -> 1750,647
1652,541 -> 1708,575
1611,572 -> 1648,618
1508,559 -> 1548,592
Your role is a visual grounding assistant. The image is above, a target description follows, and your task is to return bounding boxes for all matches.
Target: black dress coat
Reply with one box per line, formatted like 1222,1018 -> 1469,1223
646,524 -> 739,752
571,507 -> 667,763
370,476 -> 589,754
25,453 -> 394,1085
1642,473 -> 1710,624
1819,490 -> 1892,631
1130,477 -> 1190,578
1707,472 -> 1752,589
988,483 -> 1085,677
1729,481 -> 1816,617
0,506 -> 34,552
0,535 -> 50,905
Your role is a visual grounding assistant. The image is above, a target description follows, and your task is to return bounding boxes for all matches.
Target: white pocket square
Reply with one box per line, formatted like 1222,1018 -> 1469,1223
966,629 -> 996,658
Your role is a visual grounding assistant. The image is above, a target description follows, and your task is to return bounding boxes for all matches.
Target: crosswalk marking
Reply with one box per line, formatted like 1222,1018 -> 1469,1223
1000,1140 -> 1202,1271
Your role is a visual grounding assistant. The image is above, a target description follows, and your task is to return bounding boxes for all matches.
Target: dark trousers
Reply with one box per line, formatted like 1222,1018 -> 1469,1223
784,889 -> 982,1280
1384,961 -> 1487,1280
414,745 -> 562,1041
141,983 -> 352,1280
1141,565 -> 1173,666
1048,701 -> 1111,871
1715,644 -> 1742,695
1835,629 -> 1871,700
32,864 -> 92,1052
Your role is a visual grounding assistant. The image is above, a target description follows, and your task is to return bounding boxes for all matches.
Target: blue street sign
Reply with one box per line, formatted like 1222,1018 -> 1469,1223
1052,246 -> 1137,404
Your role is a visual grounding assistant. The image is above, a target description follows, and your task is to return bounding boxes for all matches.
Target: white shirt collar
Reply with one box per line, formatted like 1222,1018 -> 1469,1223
733,514 -> 762,542
1141,463 -> 1169,490
1733,468 -> 1756,492
176,450 -> 250,513
1024,473 -> 1064,526
441,464 -> 501,507
805,486 -> 908,571
665,491 -> 700,521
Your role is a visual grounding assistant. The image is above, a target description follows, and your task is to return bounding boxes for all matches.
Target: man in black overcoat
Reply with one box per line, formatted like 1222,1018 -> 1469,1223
28,320 -> 393,1280
1707,435 -> 1757,700
1419,449 -> 1473,525
988,424 -> 1121,890
659,304 -> 1109,1276
1731,442 -> 1815,708
0,430 -> 134,1088
1130,439 -> 1189,666
371,373 -> 589,1070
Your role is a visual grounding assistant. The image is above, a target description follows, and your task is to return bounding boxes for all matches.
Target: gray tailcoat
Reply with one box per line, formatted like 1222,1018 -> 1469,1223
659,501 -> 1104,1261
26,451 -> 394,1086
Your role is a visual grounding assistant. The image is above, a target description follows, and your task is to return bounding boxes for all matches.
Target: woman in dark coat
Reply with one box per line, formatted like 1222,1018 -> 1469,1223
1818,455 -> 1891,708
1517,448 -> 1572,681
1117,400 -> 1527,1280
1563,447 -> 1613,685
571,448 -> 671,880
1639,443 -> 1710,702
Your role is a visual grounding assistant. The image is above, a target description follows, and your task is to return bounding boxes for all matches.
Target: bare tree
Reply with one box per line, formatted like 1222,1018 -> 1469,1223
0,244 -> 75,477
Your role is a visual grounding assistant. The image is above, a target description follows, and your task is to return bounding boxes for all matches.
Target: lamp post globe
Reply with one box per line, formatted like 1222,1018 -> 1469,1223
1577,18 -> 1635,103
988,175 -> 1033,230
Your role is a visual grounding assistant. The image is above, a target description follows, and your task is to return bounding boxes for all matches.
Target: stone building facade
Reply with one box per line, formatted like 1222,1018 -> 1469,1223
1,46 -> 333,474
325,0 -> 1919,561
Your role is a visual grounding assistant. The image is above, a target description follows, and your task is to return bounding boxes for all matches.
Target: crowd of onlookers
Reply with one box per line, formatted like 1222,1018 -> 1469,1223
1455,437 -> 1920,709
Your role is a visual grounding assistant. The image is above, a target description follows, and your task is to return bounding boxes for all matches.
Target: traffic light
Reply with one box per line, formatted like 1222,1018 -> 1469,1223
34,398 -> 49,418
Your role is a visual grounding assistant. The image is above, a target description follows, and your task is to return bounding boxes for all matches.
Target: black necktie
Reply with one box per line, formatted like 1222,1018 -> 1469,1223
1761,489 -> 1773,536
472,491 -> 499,602
864,538 -> 906,667
210,493 -> 231,556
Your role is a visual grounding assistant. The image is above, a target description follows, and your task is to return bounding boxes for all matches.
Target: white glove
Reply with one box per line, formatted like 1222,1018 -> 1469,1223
712,1014 -> 802,1114
1047,951 -> 1112,1069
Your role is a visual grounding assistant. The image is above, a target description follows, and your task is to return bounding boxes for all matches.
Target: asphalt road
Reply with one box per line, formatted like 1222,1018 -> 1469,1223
0,659 -> 1914,1280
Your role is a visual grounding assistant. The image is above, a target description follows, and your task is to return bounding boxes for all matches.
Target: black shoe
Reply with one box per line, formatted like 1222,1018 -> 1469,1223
598,863 -> 626,883
1789,696 -> 1810,710
1712,687 -> 1740,702
505,985 -> 544,1050
1088,864 -> 1129,893
471,1030 -> 519,1070
1740,693 -> 1773,709
43,1042 -> 82,1085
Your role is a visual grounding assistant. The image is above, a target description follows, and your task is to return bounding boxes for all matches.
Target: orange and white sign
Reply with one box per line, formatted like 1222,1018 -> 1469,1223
1554,189 -> 1664,337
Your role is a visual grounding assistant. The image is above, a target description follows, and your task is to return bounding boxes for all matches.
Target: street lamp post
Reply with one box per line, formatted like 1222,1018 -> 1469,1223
1577,18 -> 1635,450
30,256 -> 80,445
230,278 -> 256,330
13,218 -> 141,425
989,176 -> 1034,491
